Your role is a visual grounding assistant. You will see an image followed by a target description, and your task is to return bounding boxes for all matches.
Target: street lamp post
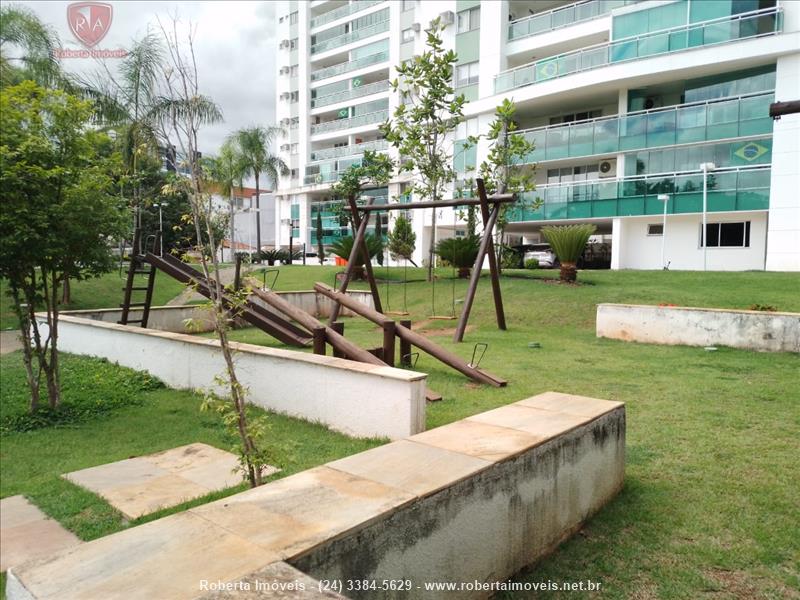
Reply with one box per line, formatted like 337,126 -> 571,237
657,194 -> 670,269
700,162 -> 716,271
153,202 -> 167,256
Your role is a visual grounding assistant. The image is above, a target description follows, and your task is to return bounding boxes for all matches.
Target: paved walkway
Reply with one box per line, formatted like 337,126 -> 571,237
0,496 -> 82,572
0,330 -> 22,355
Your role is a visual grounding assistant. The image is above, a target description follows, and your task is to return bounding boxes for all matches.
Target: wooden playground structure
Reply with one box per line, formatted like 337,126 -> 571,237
119,179 -> 511,400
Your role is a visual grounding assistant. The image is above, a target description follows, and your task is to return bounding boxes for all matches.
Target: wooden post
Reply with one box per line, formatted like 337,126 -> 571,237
312,326 -> 326,355
478,179 -> 506,332
349,196 -> 383,314
382,321 -> 396,367
453,199 -> 502,343
400,319 -> 412,366
330,321 -> 345,358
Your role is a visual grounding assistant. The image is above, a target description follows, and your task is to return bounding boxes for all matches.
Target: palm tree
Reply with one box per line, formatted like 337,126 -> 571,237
234,126 -> 288,254
206,140 -> 247,258
541,224 -> 597,283
0,5 -> 61,88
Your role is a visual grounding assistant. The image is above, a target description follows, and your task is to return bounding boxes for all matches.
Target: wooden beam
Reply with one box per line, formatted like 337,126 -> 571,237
350,195 -> 383,315
478,178 -> 506,334
770,100 -> 800,119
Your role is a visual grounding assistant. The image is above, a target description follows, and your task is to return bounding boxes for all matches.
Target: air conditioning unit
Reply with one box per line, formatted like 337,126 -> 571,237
279,39 -> 290,49
412,22 -> 421,32
280,144 -> 290,151
598,159 -> 617,178
280,92 -> 290,100
644,96 -> 661,110
279,66 -> 290,75
439,11 -> 455,25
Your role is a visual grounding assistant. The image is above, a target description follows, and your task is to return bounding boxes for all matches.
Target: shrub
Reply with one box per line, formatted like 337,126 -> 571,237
1,354 -> 163,433
435,237 -> 479,278
499,245 -> 521,270
525,258 -> 539,270
541,224 -> 597,283
329,235 -> 383,279
258,249 -> 287,266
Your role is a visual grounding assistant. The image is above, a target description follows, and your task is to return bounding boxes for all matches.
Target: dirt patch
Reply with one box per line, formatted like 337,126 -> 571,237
703,568 -> 797,599
416,325 -> 475,337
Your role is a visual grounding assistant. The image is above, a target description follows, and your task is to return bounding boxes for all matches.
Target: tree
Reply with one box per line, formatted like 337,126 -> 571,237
0,5 -> 61,88
315,209 -> 325,265
205,140 -> 246,258
477,98 -> 537,272
435,237 -> 480,279
380,17 -> 466,282
330,150 -> 393,229
541,224 -> 597,283
387,214 -> 416,263
0,82 -> 127,411
157,16 -> 268,487
234,126 -> 287,254
329,235 -> 383,280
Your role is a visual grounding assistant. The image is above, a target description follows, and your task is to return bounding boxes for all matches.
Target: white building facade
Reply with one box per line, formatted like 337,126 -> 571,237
273,0 -> 800,271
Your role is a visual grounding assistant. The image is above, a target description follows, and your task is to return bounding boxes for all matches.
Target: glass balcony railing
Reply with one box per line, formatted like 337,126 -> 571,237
310,139 -> 388,162
311,51 -> 389,82
507,166 -> 771,222
517,92 -> 774,163
496,7 -> 782,94
311,80 -> 389,108
508,0 -> 639,42
311,19 -> 390,54
311,109 -> 389,135
311,0 -> 384,29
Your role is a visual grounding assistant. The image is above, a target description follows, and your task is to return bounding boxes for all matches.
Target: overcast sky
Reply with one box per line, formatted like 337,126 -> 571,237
19,1 -> 277,169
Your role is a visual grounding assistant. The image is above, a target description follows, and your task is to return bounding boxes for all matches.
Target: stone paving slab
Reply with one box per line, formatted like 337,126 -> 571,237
189,466 -> 415,559
0,496 -> 81,572
517,391 -> 624,418
468,403 -> 593,439
62,443 -> 278,519
327,439 -> 492,497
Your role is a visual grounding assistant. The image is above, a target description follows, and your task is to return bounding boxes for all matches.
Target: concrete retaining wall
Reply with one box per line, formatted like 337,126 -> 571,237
42,315 -> 426,440
65,290 -> 374,335
596,303 -> 800,353
7,392 -> 625,600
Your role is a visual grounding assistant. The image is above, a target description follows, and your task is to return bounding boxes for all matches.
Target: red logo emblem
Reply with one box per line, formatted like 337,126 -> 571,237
67,2 -> 113,48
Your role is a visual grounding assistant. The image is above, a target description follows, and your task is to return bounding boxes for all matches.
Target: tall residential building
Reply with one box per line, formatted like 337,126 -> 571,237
274,0 -> 800,271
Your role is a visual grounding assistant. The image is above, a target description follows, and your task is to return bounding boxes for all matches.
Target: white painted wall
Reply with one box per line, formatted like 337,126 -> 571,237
615,212 -> 767,271
597,303 -> 800,353
44,315 -> 427,440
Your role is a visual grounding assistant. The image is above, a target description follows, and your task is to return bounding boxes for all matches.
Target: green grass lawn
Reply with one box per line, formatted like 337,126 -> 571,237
1,266 -> 798,597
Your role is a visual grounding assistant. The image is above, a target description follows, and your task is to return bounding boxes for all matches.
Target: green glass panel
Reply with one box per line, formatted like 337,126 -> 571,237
613,10 -> 648,39
618,198 -> 644,216
619,113 -> 646,150
594,118 -> 619,153
610,40 -> 637,62
672,194 -> 702,213
567,203 -> 592,218
592,200 -> 618,217
569,122 -> 594,157
644,197 -> 666,215
690,0 -> 732,23
646,110 -> 677,147
736,190 -> 769,210
707,191 -> 737,212
290,204 -> 300,219
535,59 -> 559,81
704,21 -> 736,45
638,32 -> 669,58
669,30 -> 689,51
730,139 -> 771,166
707,99 -> 739,139
545,202 -> 568,220
688,26 -> 705,47
676,105 -> 706,144
545,128 -> 569,160
515,66 -> 536,87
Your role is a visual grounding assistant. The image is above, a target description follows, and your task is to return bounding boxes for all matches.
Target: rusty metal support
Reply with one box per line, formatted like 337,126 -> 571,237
315,283 -> 506,387
382,321 -> 396,368
453,179 -> 506,343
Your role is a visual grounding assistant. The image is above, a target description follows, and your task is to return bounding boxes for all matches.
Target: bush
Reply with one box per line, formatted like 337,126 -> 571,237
435,237 -> 480,278
499,245 -> 521,270
541,224 -> 597,283
258,249 -> 287,266
525,258 -> 539,270
1,354 -> 163,433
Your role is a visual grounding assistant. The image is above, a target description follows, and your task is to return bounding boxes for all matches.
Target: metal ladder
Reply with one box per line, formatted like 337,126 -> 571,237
119,229 -> 161,327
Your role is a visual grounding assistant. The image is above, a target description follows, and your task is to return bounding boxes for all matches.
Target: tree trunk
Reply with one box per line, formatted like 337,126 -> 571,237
559,261 -> 577,283
12,284 -> 40,412
61,277 -> 71,304
45,273 -> 61,408
229,190 -> 236,262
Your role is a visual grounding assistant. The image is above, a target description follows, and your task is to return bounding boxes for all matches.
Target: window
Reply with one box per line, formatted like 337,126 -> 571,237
647,224 -> 664,236
289,65 -> 299,77
402,0 -> 415,12
288,11 -> 298,25
290,169 -> 299,179
289,38 -> 298,51
288,91 -> 299,103
289,117 -> 299,130
700,221 -> 751,248
549,109 -> 602,125
456,117 -> 479,140
290,143 -> 299,155
457,7 -> 480,33
456,62 -> 479,87
401,28 -> 415,43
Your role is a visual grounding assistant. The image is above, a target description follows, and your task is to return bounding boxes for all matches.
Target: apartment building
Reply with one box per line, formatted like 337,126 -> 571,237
273,0 -> 800,271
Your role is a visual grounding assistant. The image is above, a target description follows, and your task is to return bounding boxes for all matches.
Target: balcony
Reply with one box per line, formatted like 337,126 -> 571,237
508,0 -> 639,42
496,7 -> 782,94
310,139 -> 388,162
311,80 -> 389,108
311,0 -> 384,29
517,92 -> 774,163
311,19 -> 390,54
311,109 -> 389,135
311,50 -> 389,82
507,166 -> 771,222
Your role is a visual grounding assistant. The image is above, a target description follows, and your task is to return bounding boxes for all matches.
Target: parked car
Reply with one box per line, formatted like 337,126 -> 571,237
523,244 -> 558,269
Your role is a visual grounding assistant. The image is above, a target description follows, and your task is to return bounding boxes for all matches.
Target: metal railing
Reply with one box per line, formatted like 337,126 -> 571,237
310,139 -> 388,162
311,109 -> 389,134
515,91 -> 775,163
311,79 -> 389,108
311,50 -> 389,81
311,0 -> 384,29
508,0 -> 639,42
508,165 -> 772,222
311,18 -> 390,54
496,7 -> 782,94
